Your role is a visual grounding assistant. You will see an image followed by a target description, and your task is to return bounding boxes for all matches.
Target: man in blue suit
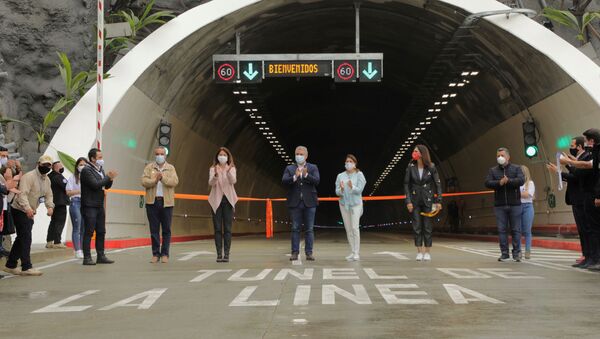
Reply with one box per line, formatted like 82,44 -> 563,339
282,146 -> 320,261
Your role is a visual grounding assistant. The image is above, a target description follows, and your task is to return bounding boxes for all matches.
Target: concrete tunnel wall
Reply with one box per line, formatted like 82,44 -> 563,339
33,0 -> 600,245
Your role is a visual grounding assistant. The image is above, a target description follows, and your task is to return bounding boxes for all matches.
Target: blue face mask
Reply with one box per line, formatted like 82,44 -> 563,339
295,155 -> 305,165
155,155 -> 166,164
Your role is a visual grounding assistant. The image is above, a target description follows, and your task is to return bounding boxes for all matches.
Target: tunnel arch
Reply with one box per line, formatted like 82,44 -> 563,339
41,0 -> 600,242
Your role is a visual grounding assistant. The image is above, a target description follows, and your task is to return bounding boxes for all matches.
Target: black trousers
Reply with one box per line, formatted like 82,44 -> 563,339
6,209 -> 34,270
82,206 -> 106,257
583,196 -> 600,262
212,197 -> 233,256
146,199 -> 173,257
47,205 -> 67,244
412,202 -> 433,247
572,204 -> 590,257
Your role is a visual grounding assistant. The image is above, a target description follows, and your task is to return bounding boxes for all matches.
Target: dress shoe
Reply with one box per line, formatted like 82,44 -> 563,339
289,253 -> 299,261
580,260 -> 596,269
216,256 -> 223,263
587,263 -> 600,271
96,255 -> 115,264
222,255 -> 229,263
2,266 -> 22,275
150,256 -> 159,264
306,253 -> 315,261
83,257 -> 96,266
21,268 -> 43,276
161,256 -> 169,264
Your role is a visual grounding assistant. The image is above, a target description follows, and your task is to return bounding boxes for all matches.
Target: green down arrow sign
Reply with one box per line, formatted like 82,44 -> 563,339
241,61 -> 262,83
359,59 -> 382,82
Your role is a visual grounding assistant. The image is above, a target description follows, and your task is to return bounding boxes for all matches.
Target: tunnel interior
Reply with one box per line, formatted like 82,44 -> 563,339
106,0 -> 583,235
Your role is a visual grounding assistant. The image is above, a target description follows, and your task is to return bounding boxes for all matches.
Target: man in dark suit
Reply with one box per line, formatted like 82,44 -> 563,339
282,146 -> 320,261
81,148 -> 118,266
548,136 -> 590,267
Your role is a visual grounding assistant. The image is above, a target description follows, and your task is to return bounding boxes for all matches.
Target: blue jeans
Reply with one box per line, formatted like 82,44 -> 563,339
289,203 -> 316,254
521,203 -> 534,252
69,198 -> 83,251
494,205 -> 523,258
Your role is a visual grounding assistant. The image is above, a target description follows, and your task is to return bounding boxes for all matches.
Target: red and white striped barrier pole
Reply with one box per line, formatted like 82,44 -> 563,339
96,0 -> 104,150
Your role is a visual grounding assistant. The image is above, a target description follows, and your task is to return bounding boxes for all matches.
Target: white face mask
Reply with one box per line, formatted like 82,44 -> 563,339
95,159 -> 104,167
218,155 -> 228,164
155,155 -> 166,165
77,165 -> 85,172
295,155 -> 305,165
345,162 -> 355,171
497,156 -> 507,166
0,157 -> 7,166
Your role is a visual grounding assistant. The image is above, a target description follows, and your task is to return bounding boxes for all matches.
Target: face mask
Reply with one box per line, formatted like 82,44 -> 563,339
77,165 -> 85,172
345,162 -> 355,171
0,157 -> 7,166
497,156 -> 507,166
569,148 -> 579,157
95,159 -> 104,167
295,155 -> 305,165
411,152 -> 421,161
218,155 -> 228,164
38,166 -> 51,175
155,155 -> 166,164
59,168 -> 64,174
585,145 -> 593,152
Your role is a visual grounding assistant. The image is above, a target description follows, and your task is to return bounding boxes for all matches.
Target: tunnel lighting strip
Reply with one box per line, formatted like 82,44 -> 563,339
369,71 -> 479,196
233,89 -> 293,164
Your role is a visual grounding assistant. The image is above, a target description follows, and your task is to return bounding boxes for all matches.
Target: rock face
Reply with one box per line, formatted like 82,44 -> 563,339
0,0 -> 598,168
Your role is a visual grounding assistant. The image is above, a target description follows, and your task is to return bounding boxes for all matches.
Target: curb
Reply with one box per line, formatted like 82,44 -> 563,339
437,233 -> 582,252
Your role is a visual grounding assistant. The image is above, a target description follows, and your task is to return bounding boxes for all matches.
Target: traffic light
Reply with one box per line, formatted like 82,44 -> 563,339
158,121 -> 172,155
522,120 -> 538,158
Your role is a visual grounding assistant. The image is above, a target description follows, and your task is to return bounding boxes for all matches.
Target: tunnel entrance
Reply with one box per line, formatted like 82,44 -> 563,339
44,0 -> 600,243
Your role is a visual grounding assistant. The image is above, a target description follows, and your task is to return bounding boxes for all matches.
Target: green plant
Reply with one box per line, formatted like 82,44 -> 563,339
542,7 -> 600,43
57,150 -> 77,173
56,51 -> 97,101
115,0 -> 174,40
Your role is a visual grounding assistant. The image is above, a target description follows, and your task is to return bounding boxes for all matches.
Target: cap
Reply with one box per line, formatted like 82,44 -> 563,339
38,154 -> 53,165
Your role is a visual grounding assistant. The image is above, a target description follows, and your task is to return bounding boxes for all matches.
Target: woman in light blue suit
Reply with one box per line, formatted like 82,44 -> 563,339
335,154 -> 366,261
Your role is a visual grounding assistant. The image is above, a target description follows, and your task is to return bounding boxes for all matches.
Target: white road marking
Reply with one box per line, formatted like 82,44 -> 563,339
373,251 -> 409,260
177,251 -> 213,261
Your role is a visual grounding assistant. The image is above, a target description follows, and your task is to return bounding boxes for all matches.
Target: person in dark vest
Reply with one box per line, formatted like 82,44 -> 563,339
46,161 -> 69,249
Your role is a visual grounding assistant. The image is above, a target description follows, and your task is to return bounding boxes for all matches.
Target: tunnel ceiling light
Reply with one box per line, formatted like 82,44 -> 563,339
428,109 -> 434,112
268,132 -> 273,135
450,93 -> 457,97
261,122 -> 267,125
264,127 -> 270,130
245,108 -> 251,112
441,101 -> 448,105
434,102 -> 441,105
233,91 -> 240,95
470,71 -> 479,76
449,83 -> 457,87
426,117 -> 432,120
420,122 -> 425,125
255,122 -> 261,125
461,71 -> 470,76
442,94 -> 449,98
432,116 -> 438,119
252,109 -> 258,112
241,91 -> 248,94
246,100 -> 253,104
435,109 -> 441,112
426,122 -> 431,125
457,83 -> 465,87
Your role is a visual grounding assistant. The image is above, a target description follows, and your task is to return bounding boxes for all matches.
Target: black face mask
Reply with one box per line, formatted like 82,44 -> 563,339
569,148 -> 579,157
38,166 -> 51,175
59,168 -> 64,174
585,145 -> 593,152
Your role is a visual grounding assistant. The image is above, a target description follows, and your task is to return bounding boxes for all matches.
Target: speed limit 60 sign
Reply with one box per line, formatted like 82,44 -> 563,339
214,61 -> 237,83
334,60 -> 357,83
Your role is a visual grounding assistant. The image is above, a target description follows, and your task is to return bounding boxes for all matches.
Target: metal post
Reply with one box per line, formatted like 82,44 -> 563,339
96,0 -> 104,149
355,2 -> 360,54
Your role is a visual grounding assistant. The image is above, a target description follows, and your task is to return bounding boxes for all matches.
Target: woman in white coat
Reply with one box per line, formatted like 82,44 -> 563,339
335,154 -> 366,261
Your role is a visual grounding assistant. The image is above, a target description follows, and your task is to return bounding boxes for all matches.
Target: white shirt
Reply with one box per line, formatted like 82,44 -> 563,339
418,167 -> 424,179
520,181 -> 535,204
66,175 -> 81,198
155,166 -> 165,197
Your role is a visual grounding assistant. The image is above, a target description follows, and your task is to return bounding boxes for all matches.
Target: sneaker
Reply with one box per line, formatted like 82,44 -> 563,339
21,268 -> 43,276
423,253 -> 431,261
289,253 -> 298,261
305,253 -> 315,261
53,243 -> 67,249
2,267 -> 21,275
75,251 -> 84,259
513,256 -> 522,262
45,242 -> 54,249
498,255 -> 510,262
222,255 -> 229,263
352,253 -> 360,261
345,253 -> 354,261
416,253 -> 424,261
524,251 -> 531,259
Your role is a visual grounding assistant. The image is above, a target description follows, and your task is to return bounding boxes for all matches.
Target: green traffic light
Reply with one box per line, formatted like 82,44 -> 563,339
525,145 -> 538,158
